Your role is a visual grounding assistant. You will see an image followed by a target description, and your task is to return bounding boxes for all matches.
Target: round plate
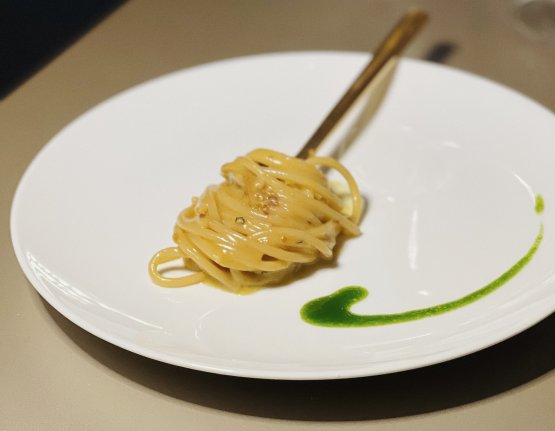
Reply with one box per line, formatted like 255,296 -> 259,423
11,52 -> 555,380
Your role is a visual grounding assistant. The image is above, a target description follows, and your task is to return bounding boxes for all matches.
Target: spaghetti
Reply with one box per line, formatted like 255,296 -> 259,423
149,149 -> 362,291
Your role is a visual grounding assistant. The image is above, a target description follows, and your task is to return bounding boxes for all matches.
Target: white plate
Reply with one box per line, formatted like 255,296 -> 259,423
11,52 -> 555,380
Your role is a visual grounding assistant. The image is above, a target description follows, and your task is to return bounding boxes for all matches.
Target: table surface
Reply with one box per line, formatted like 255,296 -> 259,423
2,1 -> 555,429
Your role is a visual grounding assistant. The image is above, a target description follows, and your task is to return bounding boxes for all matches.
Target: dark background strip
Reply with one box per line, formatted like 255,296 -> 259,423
0,0 -> 125,99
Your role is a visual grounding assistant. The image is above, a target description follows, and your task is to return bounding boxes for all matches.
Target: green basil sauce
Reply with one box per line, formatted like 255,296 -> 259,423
301,196 -> 545,328
536,194 -> 544,214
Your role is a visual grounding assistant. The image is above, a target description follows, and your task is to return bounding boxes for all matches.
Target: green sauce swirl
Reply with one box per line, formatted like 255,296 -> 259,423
301,195 -> 545,328
536,194 -> 544,214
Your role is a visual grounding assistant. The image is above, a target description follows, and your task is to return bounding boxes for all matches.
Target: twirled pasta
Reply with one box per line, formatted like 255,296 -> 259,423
149,149 -> 362,291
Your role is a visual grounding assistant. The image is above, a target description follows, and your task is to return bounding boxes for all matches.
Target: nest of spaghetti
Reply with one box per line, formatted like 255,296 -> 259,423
149,149 -> 362,292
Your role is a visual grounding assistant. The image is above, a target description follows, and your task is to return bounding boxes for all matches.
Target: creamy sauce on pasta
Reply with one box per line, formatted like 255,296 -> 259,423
149,149 -> 362,291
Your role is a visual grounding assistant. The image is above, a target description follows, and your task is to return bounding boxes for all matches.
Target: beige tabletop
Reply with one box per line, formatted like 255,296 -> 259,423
2,1 -> 555,429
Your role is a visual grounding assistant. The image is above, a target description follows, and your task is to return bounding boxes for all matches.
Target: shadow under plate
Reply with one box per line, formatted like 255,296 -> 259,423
41,293 -> 555,421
